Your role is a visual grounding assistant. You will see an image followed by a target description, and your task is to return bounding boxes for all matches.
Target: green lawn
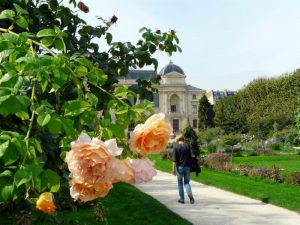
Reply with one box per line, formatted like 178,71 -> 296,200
233,155 -> 300,173
149,154 -> 300,212
0,183 -> 192,225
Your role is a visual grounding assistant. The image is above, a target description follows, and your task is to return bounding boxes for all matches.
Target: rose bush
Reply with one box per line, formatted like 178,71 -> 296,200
0,0 -> 179,219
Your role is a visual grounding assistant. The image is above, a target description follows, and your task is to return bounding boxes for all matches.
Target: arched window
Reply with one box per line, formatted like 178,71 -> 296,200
170,94 -> 180,113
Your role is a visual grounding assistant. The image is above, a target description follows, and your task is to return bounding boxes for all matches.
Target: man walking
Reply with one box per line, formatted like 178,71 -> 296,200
172,135 -> 195,204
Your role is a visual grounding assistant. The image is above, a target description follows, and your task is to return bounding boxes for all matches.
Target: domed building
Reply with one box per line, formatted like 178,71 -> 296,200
119,62 -> 206,132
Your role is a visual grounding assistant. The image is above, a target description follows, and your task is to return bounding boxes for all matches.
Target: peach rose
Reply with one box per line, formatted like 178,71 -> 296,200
36,192 -> 56,215
66,133 -> 123,183
126,158 -> 157,184
111,159 -> 134,183
70,177 -> 113,202
130,113 -> 171,155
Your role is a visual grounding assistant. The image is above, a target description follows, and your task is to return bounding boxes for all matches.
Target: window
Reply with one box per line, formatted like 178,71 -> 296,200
192,119 -> 197,128
192,94 -> 196,100
173,119 -> 179,131
171,105 -> 177,113
192,105 -> 197,114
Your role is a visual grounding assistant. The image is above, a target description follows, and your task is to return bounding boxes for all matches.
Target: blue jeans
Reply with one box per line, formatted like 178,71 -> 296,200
176,166 -> 193,201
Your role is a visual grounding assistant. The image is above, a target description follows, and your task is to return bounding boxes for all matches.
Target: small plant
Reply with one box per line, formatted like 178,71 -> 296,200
287,172 -> 300,186
268,143 -> 282,151
204,152 -> 229,170
160,150 -> 173,160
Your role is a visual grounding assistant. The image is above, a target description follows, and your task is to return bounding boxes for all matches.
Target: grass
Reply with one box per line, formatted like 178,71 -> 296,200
0,183 -> 192,225
149,154 -> 300,212
233,155 -> 300,173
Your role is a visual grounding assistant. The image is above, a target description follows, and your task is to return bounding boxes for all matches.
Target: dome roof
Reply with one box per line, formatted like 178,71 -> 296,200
159,61 -> 185,75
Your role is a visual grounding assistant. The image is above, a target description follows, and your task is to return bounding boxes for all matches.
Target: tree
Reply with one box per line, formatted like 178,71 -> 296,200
197,95 -> 214,130
214,95 -> 245,134
220,133 -> 241,164
0,0 -> 181,217
183,125 -> 199,156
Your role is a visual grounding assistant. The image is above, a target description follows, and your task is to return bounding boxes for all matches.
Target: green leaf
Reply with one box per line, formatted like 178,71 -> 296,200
106,33 -> 113,44
41,170 -> 60,192
75,57 -> 93,70
0,170 -> 12,178
0,40 -> 15,52
37,29 -> 56,38
61,118 -> 76,137
13,3 -> 28,15
37,113 -> 51,127
0,141 -> 9,158
0,10 -> 16,20
54,38 -> 65,51
41,37 -> 54,47
75,65 -> 88,77
1,181 -> 13,201
16,16 -> 28,29
64,100 -> 90,116
2,143 -> 19,166
88,68 -> 107,86
47,117 -> 62,134
15,164 -> 42,187
0,95 -> 30,116
15,111 -> 29,120
86,93 -> 98,105
31,138 -> 42,153
109,124 -> 125,138
14,169 -> 32,187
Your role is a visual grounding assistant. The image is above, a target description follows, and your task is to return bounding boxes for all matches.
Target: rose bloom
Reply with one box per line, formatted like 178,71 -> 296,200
126,158 -> 157,184
66,133 -> 123,183
130,113 -> 171,155
70,177 -> 113,202
111,159 -> 134,183
36,192 -> 56,215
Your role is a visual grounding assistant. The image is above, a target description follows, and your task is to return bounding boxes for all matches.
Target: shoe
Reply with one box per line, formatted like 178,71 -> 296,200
178,199 -> 184,204
189,196 -> 195,204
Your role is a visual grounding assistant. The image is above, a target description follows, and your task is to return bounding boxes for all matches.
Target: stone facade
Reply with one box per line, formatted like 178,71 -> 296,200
206,90 -> 237,105
119,62 -> 206,133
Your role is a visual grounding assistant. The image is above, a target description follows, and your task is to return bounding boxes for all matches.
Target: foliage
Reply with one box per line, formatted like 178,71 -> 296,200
285,128 -> 300,146
197,95 -> 214,130
204,153 -> 229,170
214,95 -> 244,133
215,70 -> 300,137
198,127 -> 222,145
220,133 -> 241,148
0,0 -> 181,215
287,172 -> 300,186
183,124 -> 199,156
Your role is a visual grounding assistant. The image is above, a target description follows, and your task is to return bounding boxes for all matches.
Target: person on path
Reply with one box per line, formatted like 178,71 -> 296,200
172,134 -> 195,204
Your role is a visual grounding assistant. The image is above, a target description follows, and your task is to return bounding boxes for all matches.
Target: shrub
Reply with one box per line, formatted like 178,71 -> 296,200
204,153 -> 229,170
245,150 -> 258,156
160,149 -> 173,160
238,164 -> 256,176
256,148 -> 276,156
268,143 -> 283,151
207,144 -> 217,153
256,166 -> 283,183
286,172 -> 300,186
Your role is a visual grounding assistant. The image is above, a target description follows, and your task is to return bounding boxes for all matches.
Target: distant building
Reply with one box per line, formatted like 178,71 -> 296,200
206,89 -> 236,105
119,62 -> 206,132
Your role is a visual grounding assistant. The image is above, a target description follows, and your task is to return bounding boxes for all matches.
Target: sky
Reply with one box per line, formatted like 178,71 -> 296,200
64,0 -> 300,91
